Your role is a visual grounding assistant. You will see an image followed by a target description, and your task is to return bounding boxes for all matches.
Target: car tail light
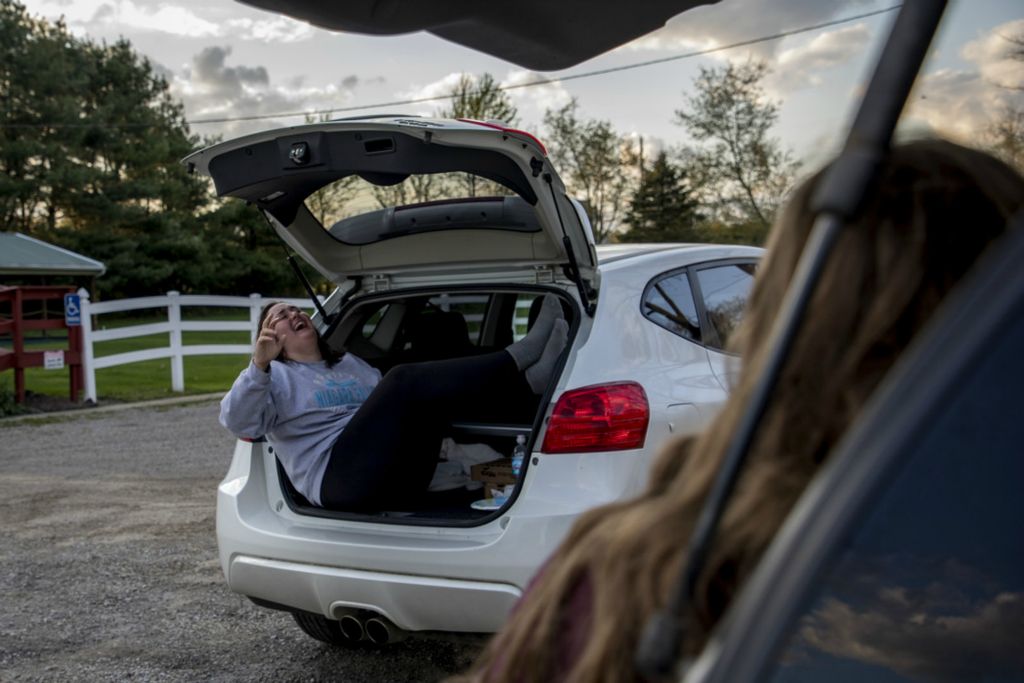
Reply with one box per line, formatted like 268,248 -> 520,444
541,382 -> 649,454
456,118 -> 548,156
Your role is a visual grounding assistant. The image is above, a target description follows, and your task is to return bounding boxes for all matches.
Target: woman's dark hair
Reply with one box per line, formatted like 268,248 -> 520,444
257,302 -> 344,368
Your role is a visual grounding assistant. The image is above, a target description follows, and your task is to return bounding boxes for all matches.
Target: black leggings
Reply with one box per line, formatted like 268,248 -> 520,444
319,350 -> 535,510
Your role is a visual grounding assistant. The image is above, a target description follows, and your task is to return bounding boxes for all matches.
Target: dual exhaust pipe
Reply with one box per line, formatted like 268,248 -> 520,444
336,610 -> 405,645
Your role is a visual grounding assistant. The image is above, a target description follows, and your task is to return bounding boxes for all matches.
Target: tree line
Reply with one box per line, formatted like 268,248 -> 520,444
5,0 -> 1020,300
0,0 -> 804,300
384,65 -> 800,246
1,0 -> 309,299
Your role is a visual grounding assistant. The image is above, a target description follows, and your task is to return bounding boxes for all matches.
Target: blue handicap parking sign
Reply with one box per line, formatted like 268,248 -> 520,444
64,293 -> 81,326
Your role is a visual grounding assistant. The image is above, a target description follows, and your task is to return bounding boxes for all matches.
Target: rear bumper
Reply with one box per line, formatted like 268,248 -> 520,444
217,439 -> 650,632
229,555 -> 521,632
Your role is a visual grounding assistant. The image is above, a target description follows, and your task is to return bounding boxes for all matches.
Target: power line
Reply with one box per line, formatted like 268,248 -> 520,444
188,5 -> 903,125
3,5 -> 901,130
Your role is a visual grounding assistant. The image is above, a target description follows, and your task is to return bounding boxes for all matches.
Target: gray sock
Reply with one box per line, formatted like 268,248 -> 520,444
525,319 -> 568,393
506,294 -> 563,370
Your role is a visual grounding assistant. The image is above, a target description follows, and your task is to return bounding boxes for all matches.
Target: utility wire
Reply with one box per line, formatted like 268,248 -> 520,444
3,5 -> 901,130
190,5 -> 901,125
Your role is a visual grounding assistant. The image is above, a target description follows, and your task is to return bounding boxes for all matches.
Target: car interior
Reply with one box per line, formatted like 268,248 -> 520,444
273,288 -> 574,522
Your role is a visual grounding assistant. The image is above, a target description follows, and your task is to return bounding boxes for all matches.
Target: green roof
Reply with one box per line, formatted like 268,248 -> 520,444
0,232 -> 106,276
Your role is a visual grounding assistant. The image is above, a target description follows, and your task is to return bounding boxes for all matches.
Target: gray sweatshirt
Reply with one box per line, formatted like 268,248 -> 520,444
219,355 -> 382,505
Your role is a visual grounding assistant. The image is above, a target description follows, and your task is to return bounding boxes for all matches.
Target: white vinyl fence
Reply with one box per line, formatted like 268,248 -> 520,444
78,290 -> 537,403
78,290 -> 316,403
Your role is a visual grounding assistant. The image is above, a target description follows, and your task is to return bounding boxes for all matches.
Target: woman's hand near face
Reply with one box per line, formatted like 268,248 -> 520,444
253,323 -> 283,371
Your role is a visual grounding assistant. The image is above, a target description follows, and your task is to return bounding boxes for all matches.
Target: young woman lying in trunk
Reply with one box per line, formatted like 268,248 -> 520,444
219,295 -> 568,510
453,139 -> 1024,682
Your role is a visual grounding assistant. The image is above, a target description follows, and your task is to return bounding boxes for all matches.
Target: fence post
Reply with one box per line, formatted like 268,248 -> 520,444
167,290 -> 184,393
79,288 -> 98,403
249,293 -> 263,344
13,287 -> 24,402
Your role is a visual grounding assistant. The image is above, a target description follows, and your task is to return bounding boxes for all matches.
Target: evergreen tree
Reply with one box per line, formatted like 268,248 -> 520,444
0,1 -> 211,298
196,199 -> 316,297
58,39 -> 210,296
0,1 -> 90,235
621,152 -> 701,243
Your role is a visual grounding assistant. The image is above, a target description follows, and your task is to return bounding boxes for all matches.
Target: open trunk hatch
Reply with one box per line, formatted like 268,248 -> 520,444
183,117 -> 597,289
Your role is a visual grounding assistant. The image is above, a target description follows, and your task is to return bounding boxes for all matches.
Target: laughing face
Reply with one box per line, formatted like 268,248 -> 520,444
262,303 -> 321,361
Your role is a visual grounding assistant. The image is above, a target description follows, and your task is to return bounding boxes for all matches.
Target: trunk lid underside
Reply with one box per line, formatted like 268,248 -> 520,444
184,118 -> 597,288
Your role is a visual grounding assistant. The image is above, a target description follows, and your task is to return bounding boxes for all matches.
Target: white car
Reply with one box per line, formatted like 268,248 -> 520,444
185,117 -> 761,645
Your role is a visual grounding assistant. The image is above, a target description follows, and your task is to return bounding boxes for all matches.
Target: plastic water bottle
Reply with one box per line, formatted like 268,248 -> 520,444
511,435 -> 527,478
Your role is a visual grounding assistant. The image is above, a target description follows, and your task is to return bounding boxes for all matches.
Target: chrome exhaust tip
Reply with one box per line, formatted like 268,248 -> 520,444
365,615 -> 406,645
338,613 -> 365,642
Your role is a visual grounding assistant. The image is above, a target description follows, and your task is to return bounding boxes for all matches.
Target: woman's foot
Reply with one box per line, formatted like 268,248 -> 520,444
525,319 -> 568,393
506,295 -> 563,370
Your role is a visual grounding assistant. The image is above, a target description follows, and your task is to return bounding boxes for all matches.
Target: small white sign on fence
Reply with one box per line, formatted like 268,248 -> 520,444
44,350 -> 65,370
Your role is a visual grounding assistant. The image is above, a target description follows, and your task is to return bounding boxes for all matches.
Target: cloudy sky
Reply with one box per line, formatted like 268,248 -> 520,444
18,0 -> 1024,167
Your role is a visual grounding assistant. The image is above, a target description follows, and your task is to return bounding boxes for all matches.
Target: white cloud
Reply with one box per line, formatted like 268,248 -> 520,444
19,0 -> 113,27
799,591 -> 1024,682
961,18 -> 1024,89
29,0 -> 221,38
903,19 -> 1024,143
399,72 -> 464,100
226,15 -> 314,43
20,0 -> 314,42
170,47 -> 362,136
771,24 -> 872,90
500,70 -> 573,118
394,72 -> 464,116
625,0 -> 877,58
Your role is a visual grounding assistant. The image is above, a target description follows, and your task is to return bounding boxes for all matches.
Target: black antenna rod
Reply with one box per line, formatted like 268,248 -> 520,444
634,1 -> 948,679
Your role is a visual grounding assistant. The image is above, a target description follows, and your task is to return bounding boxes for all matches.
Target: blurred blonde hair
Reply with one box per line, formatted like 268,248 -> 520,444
456,140 -> 1024,683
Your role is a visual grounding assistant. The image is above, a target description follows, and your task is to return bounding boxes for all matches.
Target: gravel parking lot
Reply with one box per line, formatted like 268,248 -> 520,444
0,398 -> 485,682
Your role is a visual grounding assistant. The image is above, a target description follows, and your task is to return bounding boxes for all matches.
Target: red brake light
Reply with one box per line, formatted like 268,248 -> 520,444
541,382 -> 650,454
456,118 -> 548,156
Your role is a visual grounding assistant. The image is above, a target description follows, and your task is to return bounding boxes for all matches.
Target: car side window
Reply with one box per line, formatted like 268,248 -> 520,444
695,263 -> 755,350
642,270 -> 702,343
766,314 -> 1024,683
